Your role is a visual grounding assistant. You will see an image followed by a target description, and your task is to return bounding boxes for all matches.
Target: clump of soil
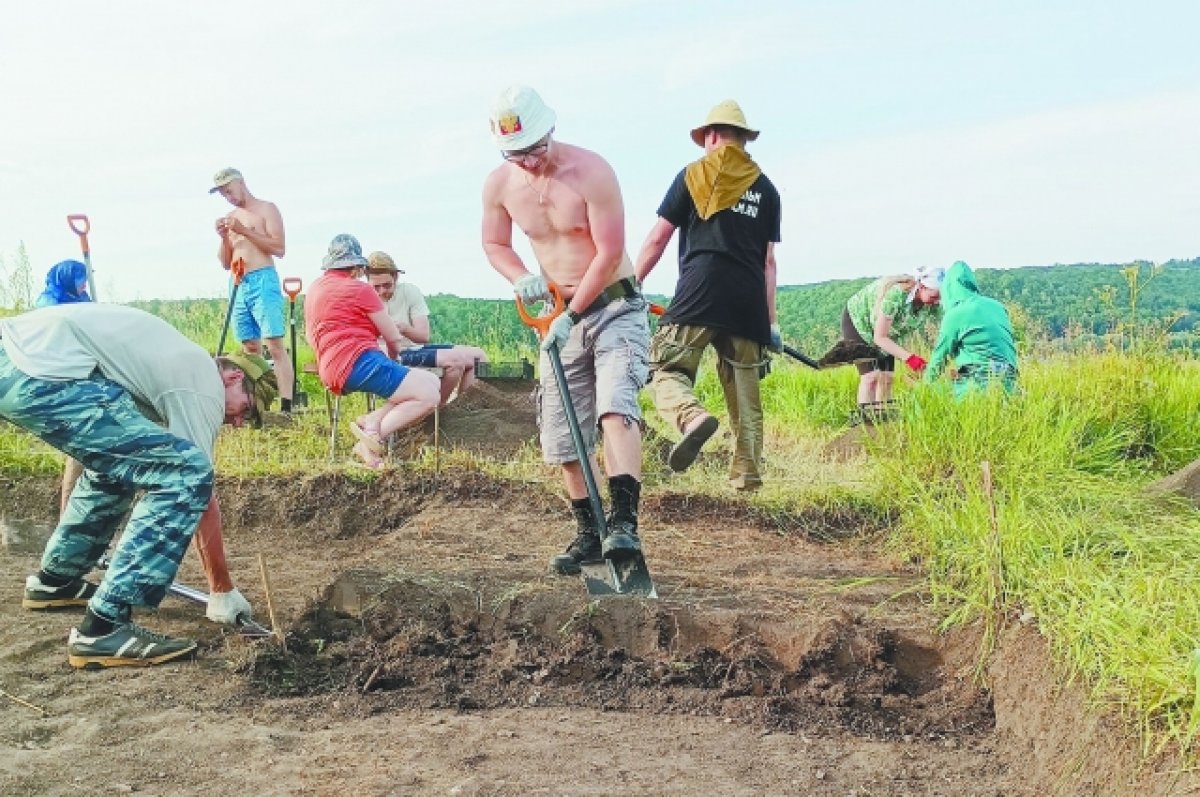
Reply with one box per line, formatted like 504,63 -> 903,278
393,379 -> 538,458
1146,457 -> 1200,506
247,570 -> 993,740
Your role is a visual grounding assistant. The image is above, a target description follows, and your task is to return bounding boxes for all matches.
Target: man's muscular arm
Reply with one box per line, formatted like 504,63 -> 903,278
227,203 -> 286,258
568,157 -> 626,314
482,171 -> 536,285
634,216 -> 677,284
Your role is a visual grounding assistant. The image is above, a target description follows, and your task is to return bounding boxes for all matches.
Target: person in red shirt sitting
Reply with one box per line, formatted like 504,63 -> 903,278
304,234 -> 440,468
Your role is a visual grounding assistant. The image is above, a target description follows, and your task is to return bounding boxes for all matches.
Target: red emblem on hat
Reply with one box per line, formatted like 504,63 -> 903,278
497,113 -> 523,136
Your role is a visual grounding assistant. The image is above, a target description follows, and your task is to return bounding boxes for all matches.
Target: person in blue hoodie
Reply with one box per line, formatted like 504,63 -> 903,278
35,260 -> 91,308
925,261 -> 1018,397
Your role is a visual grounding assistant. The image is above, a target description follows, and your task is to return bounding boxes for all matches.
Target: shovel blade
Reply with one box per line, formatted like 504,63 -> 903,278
580,553 -> 657,598
293,390 -> 309,408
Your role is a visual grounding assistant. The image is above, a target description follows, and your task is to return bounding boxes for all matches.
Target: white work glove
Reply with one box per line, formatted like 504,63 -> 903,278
769,323 -> 783,353
541,313 -> 575,352
514,273 -> 550,302
206,588 -> 253,625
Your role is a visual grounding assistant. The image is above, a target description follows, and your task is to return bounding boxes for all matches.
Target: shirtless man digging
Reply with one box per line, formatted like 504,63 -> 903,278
211,167 -> 294,413
481,85 -> 649,575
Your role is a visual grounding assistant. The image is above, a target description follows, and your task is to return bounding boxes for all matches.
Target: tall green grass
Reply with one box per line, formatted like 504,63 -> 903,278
872,353 -> 1200,754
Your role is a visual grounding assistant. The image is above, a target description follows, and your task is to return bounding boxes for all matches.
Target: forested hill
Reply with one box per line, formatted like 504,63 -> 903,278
775,257 -> 1200,351
129,258 -> 1200,357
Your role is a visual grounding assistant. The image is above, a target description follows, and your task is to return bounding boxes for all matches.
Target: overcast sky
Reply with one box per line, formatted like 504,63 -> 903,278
1,1 -> 1197,302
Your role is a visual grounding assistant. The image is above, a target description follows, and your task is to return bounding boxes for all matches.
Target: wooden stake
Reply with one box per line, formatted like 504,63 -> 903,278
0,688 -> 48,716
981,460 -> 1004,614
433,404 -> 441,478
257,553 -> 287,653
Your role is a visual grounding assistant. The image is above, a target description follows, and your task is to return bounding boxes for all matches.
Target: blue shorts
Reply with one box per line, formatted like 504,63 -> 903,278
398,344 -> 452,369
344,349 -> 409,398
233,267 -> 286,342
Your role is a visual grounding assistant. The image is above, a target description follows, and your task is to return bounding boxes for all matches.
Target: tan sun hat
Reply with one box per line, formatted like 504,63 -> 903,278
689,100 -> 760,147
367,251 -> 404,274
208,167 -> 244,194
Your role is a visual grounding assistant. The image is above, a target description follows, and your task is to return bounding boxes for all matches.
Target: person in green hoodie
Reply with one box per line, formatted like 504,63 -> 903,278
925,261 -> 1018,397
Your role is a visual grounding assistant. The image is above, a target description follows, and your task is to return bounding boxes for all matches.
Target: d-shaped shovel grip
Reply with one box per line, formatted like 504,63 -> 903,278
282,277 -> 303,300
67,214 -> 91,252
515,281 -> 565,340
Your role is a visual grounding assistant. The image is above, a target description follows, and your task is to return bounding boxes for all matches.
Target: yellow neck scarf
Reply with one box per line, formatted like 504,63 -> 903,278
684,144 -> 761,220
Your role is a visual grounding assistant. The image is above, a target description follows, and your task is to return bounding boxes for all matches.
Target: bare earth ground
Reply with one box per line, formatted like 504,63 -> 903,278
2,404 -> 1199,795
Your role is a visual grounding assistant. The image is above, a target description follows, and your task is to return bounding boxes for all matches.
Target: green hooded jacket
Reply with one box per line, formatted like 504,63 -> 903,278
925,261 -> 1017,384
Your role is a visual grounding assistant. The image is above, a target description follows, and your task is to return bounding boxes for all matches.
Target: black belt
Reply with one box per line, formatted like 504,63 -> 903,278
581,277 -> 640,315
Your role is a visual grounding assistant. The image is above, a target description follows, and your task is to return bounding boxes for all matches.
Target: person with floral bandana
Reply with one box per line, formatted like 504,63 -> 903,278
818,266 -> 945,423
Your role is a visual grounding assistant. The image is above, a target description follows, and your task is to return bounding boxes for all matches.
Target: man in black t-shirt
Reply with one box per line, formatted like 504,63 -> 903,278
634,100 -> 782,491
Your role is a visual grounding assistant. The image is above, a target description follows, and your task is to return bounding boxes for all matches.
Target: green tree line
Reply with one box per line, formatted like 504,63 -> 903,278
109,257 -> 1200,357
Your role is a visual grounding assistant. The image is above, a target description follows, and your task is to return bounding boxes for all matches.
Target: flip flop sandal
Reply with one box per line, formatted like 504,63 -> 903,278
349,420 -> 384,454
351,440 -> 387,470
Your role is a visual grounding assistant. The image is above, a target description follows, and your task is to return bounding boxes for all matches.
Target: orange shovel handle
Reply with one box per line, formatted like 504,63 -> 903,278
230,257 -> 246,284
282,277 -> 303,300
648,302 -> 666,316
67,214 -> 91,252
515,282 -> 565,340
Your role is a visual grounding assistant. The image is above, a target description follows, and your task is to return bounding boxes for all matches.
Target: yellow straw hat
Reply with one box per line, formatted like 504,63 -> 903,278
689,100 -> 760,147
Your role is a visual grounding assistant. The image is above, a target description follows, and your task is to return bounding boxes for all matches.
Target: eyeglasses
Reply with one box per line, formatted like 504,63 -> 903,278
502,140 -> 550,163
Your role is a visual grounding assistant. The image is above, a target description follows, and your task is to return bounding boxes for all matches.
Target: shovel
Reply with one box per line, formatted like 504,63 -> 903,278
216,258 -> 245,357
282,277 -> 308,408
782,344 -> 821,369
97,554 -> 272,637
66,214 -> 98,300
517,285 -> 656,598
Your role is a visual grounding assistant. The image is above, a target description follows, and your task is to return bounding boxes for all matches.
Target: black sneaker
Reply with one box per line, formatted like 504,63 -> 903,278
549,531 -> 602,576
23,574 -> 98,610
67,622 -> 197,670
668,414 -> 719,473
601,517 -> 642,560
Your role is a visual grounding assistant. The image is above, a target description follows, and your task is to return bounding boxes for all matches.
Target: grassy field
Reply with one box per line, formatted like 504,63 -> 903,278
2,302 -> 1199,759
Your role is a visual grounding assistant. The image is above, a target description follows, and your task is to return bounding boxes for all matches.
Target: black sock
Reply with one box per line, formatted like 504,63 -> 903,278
37,569 -> 72,587
78,608 -> 118,637
281,398 -> 293,412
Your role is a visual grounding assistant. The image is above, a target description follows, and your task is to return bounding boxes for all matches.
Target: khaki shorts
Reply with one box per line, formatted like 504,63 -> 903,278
536,296 -> 649,465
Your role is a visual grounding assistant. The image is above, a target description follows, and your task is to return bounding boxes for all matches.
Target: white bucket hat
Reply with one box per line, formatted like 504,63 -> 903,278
489,86 -> 556,151
908,265 -> 946,303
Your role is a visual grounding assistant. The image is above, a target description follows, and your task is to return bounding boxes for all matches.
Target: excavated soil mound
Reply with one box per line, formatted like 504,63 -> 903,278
248,570 -> 991,741
1146,457 -> 1200,505
394,378 -> 538,457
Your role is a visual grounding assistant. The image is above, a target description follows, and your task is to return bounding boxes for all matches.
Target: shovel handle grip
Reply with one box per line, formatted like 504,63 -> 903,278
648,302 -> 666,316
282,277 -> 303,300
67,214 -> 91,237
229,257 -> 246,284
67,214 -> 91,253
515,282 -> 565,339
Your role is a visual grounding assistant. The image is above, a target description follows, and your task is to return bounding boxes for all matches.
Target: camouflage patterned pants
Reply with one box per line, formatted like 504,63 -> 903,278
0,347 -> 213,622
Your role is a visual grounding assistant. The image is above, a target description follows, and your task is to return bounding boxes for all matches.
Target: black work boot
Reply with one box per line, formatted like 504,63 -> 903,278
549,499 -> 603,576
602,475 -> 642,560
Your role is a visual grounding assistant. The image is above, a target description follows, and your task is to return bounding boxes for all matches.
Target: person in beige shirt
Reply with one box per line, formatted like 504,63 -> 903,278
365,251 -> 488,406
211,167 -> 295,413
481,85 -> 649,575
